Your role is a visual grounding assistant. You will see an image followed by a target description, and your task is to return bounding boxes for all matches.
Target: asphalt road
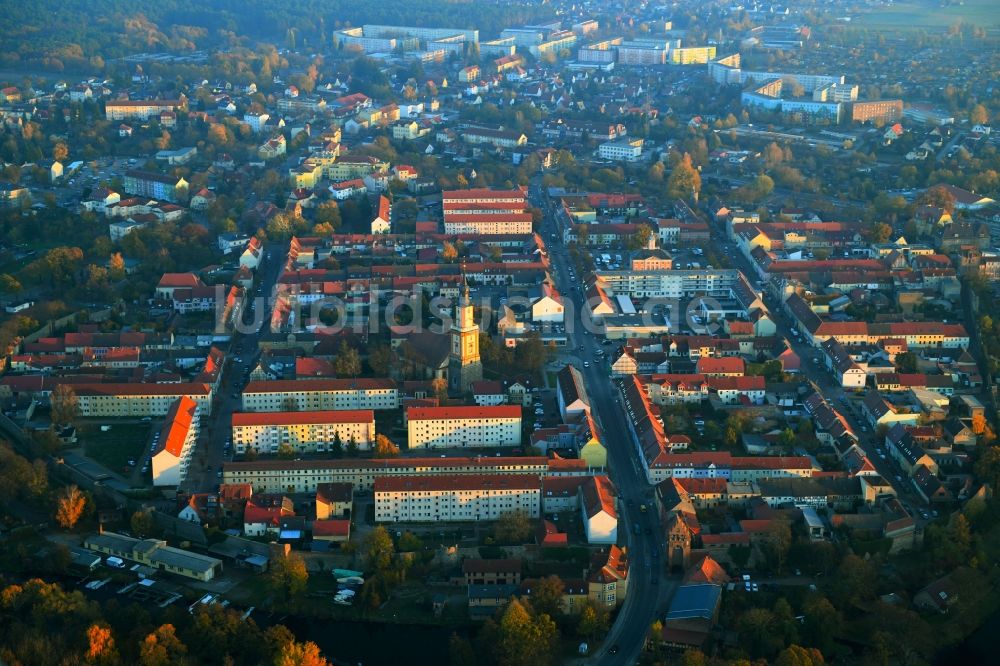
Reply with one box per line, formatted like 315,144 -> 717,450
531,179 -> 671,664
718,229 -> 932,517
183,245 -> 284,493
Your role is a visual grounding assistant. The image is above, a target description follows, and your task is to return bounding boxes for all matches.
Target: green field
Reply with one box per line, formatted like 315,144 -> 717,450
855,0 -> 1000,28
81,423 -> 151,474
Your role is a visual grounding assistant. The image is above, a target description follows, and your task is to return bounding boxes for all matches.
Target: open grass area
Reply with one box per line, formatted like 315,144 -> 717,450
855,0 -> 1000,28
81,422 -> 151,474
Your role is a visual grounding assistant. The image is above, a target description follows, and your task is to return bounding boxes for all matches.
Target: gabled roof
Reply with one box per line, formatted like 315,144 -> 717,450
581,475 -> 617,520
153,396 -> 198,458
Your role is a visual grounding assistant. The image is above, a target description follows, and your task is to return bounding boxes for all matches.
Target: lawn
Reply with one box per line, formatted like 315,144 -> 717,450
81,422 -> 151,474
855,0 -> 1000,28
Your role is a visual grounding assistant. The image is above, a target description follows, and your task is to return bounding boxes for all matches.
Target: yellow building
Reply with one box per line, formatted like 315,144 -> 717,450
223,456 -> 586,493
406,405 -> 521,449
232,410 -> 375,454
73,382 -> 213,417
669,46 -> 717,65
374,474 -> 541,522
241,379 -> 398,412
84,532 -> 223,582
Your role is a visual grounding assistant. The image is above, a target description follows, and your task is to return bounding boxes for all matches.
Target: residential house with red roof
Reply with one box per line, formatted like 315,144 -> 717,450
580,475 -> 618,544
588,545 -> 629,608
151,396 -> 200,486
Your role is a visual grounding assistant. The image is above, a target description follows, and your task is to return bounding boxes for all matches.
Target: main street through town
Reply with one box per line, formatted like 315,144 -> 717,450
531,180 -> 672,664
183,244 -> 285,494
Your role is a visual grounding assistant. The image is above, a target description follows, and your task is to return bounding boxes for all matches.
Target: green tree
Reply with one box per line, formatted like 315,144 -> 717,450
494,510 -> 533,544
364,526 -> 395,573
139,624 -> 187,666
314,201 -> 341,229
495,599 -> 557,666
130,510 -> 155,537
737,607 -> 782,658
576,599 -> 609,640
331,431 -> 343,458
267,552 -> 309,602
0,273 -> 23,293
55,484 -> 87,529
774,645 -> 825,666
333,340 -> 361,377
666,152 -> 701,201
50,383 -> 79,426
449,633 -> 476,666
530,575 -> 564,618
276,442 -> 295,459
802,596 -> 841,655
895,351 -> 919,373
373,434 -> 400,458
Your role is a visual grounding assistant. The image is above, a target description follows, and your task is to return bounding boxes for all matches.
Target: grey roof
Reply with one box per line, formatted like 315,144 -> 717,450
665,583 -> 722,621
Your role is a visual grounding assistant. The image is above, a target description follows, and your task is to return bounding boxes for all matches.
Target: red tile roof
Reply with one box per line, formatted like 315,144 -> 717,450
406,405 -> 522,421
375,474 -> 540,493
154,396 -> 198,458
231,410 -> 374,427
313,519 -> 351,537
243,378 -> 396,393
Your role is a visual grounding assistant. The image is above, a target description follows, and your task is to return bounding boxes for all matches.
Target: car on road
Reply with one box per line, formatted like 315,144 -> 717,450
752,583 -> 759,592
583,361 -> 590,368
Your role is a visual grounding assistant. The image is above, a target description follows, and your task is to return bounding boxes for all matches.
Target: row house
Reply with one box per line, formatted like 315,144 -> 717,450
223,456 -> 586,494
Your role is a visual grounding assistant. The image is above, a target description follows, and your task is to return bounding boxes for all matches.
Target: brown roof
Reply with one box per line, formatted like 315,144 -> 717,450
462,558 -> 522,574
316,482 -> 353,504
406,405 -> 521,420
375,474 -> 541,493
581,475 -> 617,520
232,410 -> 373,427
243,378 -> 396,393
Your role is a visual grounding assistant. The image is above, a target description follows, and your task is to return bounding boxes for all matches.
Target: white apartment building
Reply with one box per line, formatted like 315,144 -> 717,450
407,405 -> 522,449
374,474 -> 541,523
598,138 -> 643,162
151,396 -> 200,486
441,189 -> 531,235
241,379 -> 399,412
73,382 -> 213,417
231,410 -> 375,454
595,268 -> 744,299
104,99 -> 185,121
223,456 -> 586,494
243,112 -> 270,133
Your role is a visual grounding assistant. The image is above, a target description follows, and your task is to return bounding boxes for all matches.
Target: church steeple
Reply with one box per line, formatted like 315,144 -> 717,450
449,263 -> 482,394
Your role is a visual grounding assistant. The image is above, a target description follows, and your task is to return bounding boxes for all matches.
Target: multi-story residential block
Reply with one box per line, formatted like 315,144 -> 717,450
231,410 -> 375,454
668,46 -> 717,65
852,100 -> 904,124
615,40 -> 670,65
442,188 -> 531,235
223,456 -> 587,493
72,382 -> 213,418
374,474 -> 541,523
105,99 -> 186,121
598,138 -> 643,161
813,82 -> 858,103
462,128 -> 528,149
151,396 -> 199,486
241,379 -> 399,412
122,170 -> 188,203
407,405 -> 522,449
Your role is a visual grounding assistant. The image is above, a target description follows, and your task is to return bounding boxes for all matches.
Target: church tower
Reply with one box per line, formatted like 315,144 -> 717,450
449,278 -> 483,394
